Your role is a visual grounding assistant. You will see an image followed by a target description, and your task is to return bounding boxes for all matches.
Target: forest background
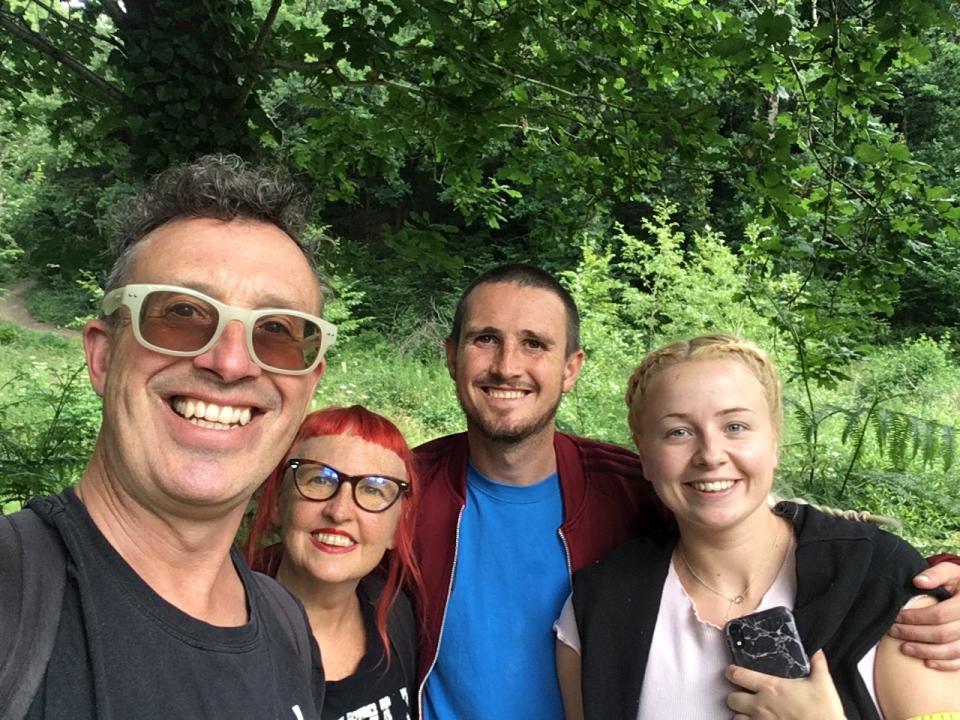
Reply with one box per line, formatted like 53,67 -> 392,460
1,0 -> 959,554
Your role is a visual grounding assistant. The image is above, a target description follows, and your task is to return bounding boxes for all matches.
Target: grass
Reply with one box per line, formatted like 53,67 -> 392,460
24,276 -> 98,328
312,339 -> 464,448
0,321 -> 83,382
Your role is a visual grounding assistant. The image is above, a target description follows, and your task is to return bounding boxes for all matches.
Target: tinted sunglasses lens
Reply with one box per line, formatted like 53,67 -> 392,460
252,315 -> 323,372
139,290 -> 219,352
295,463 -> 340,500
355,476 -> 400,512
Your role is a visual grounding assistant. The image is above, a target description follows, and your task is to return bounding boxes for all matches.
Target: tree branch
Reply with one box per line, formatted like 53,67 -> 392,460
268,57 -> 337,74
0,9 -> 131,107
99,0 -> 125,26
27,0 -> 124,50
233,0 -> 283,113
268,57 -> 427,96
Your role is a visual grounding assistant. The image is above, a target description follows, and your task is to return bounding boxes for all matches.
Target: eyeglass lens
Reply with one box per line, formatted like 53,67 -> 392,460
294,463 -> 402,511
138,290 -> 322,372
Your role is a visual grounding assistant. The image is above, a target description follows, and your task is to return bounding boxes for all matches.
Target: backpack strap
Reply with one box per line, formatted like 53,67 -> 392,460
251,571 -> 315,682
0,507 -> 67,719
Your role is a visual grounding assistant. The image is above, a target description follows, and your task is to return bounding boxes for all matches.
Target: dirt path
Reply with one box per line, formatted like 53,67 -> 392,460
0,279 -> 82,339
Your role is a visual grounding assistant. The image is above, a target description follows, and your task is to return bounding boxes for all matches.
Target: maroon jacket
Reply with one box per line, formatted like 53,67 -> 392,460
411,431 -> 670,684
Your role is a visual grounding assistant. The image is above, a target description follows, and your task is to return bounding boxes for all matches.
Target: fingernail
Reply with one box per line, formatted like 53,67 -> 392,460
901,642 -> 915,654
915,573 -> 931,584
888,624 -> 901,637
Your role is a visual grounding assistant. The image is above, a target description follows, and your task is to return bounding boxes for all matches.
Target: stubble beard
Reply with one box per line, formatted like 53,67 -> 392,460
458,386 -> 563,446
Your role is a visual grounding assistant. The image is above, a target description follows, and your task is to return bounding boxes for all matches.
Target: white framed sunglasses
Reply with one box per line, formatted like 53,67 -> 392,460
101,284 -> 337,375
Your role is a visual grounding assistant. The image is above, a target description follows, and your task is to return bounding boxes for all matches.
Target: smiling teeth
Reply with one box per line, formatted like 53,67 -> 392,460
488,389 -> 526,399
312,532 -> 355,547
172,398 -> 252,429
691,480 -> 735,492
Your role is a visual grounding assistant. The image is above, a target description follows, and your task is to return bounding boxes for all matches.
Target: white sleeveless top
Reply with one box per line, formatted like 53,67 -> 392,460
554,541 -> 882,719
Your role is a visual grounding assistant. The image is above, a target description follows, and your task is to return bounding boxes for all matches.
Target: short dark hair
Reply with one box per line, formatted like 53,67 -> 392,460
449,263 -> 581,356
104,154 -> 317,291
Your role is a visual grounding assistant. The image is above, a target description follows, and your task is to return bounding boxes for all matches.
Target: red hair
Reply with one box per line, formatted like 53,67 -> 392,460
245,405 -> 423,665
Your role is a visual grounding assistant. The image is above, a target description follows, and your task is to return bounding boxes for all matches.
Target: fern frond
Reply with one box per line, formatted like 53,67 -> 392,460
873,407 -> 891,453
943,426 -> 955,472
789,400 -> 814,444
841,409 -> 861,445
908,415 -> 923,462
888,412 -> 910,471
920,422 -> 937,469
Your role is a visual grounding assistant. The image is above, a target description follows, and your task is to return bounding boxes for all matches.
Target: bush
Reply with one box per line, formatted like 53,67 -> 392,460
0,229 -> 24,283
0,322 -> 20,345
25,274 -> 99,328
0,363 -> 102,507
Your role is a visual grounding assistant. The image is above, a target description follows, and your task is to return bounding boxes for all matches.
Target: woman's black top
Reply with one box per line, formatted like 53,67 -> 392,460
319,575 -> 418,720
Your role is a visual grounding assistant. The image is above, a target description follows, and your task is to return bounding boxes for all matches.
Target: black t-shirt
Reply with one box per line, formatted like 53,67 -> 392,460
322,594 -> 411,720
26,490 -> 324,720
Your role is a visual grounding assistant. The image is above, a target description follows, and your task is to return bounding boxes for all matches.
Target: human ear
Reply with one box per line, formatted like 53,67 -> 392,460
307,358 -> 326,395
83,319 -> 112,397
632,432 -> 654,484
444,337 -> 458,380
561,349 -> 585,392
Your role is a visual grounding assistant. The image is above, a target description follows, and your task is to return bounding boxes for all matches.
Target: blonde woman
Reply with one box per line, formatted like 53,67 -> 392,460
556,335 -> 959,719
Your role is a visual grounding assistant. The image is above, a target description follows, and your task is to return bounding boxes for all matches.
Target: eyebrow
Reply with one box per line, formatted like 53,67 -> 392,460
165,281 -> 316,313
658,407 -> 756,422
519,329 -> 555,345
464,326 -> 556,345
464,325 -> 501,337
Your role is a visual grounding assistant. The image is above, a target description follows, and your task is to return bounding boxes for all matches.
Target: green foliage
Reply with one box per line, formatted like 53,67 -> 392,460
0,1 -> 269,171
0,93 -> 114,280
0,321 -> 19,345
0,321 -> 75,358
2,0 -> 959,554
0,228 -> 23,282
558,215 -> 960,553
270,0 -> 959,322
4,0 -> 959,358
312,337 -> 462,448
25,274 -> 100,328
776,335 -> 960,553
0,362 -> 101,507
559,202 -> 778,444
901,32 -> 960,187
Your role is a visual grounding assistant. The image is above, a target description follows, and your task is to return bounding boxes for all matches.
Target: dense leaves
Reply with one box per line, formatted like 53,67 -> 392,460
1,1 -> 959,547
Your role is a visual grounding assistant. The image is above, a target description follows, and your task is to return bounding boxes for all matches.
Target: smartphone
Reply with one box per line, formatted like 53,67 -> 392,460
724,606 -> 811,679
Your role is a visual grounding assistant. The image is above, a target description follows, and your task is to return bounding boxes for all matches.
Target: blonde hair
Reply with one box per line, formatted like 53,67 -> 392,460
625,334 -> 783,438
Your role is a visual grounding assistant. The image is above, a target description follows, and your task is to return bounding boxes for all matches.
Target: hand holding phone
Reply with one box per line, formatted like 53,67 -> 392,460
724,606 -> 811,679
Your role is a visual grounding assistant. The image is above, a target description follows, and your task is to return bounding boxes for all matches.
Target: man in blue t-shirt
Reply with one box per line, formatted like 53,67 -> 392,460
418,264 -> 590,719
413,263 -> 960,719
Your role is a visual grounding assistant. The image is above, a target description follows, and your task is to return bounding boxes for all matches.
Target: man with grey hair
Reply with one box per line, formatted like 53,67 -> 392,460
0,156 -> 334,719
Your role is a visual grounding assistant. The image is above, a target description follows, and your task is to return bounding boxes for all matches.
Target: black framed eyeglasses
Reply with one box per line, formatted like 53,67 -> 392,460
285,459 -> 410,513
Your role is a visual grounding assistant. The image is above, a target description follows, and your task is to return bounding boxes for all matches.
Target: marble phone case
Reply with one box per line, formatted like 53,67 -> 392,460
724,606 -> 811,679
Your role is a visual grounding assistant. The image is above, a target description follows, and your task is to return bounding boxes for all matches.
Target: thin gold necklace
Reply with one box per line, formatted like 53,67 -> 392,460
676,519 -> 784,618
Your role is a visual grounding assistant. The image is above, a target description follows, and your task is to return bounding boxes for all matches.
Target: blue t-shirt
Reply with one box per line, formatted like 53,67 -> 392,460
422,463 -> 569,719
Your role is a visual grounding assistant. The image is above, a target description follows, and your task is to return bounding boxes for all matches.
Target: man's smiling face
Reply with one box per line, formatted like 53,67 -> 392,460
83,217 -> 326,517
445,281 -> 584,446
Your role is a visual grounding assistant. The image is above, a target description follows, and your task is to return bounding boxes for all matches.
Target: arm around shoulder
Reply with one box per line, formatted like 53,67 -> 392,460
892,557 -> 960,668
877,596 -> 960,718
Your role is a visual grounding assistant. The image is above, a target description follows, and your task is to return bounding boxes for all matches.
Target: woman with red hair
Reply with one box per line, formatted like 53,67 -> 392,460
246,405 -> 423,719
